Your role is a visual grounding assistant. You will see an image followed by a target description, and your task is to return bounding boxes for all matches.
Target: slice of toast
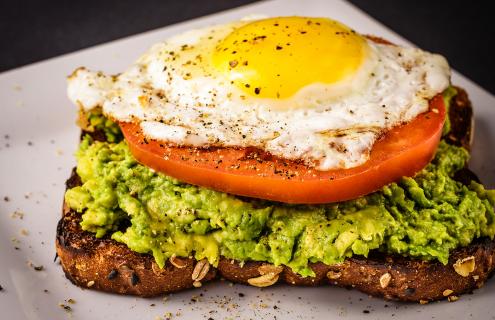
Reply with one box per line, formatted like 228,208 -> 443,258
56,87 -> 495,302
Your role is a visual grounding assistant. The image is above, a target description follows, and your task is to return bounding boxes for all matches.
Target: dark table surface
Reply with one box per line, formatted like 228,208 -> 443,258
1,0 -> 493,94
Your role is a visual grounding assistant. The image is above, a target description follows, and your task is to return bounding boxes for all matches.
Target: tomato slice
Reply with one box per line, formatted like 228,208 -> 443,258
120,95 -> 445,204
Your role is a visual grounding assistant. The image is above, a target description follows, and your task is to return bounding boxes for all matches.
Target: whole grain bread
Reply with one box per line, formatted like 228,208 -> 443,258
56,87 -> 495,302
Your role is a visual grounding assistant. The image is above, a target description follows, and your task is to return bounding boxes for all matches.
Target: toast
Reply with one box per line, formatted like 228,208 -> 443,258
56,87 -> 495,302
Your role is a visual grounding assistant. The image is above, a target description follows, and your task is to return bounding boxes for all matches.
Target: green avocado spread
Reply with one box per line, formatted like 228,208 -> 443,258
65,92 -> 495,277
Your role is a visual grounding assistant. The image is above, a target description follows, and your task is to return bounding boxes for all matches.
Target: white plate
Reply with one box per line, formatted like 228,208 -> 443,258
1,0 -> 494,319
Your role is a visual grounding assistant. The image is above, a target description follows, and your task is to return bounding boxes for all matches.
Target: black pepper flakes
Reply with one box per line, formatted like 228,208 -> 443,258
254,87 -> 261,95
60,304 -> 72,312
0,284 -> 3,291
229,60 -> 238,68
363,310 -> 370,314
238,292 -> 245,297
3,196 -> 9,202
253,35 -> 267,41
276,45 -> 283,50
33,265 -> 44,271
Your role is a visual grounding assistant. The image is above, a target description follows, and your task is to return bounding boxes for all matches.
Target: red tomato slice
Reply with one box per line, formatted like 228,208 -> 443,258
120,95 -> 445,204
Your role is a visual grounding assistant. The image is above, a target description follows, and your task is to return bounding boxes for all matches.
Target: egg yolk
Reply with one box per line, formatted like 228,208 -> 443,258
212,16 -> 368,99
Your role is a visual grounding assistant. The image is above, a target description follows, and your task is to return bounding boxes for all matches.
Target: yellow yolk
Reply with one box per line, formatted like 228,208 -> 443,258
212,16 -> 369,99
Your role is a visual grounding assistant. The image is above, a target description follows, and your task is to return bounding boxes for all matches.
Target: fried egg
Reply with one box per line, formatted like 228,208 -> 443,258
68,16 -> 450,170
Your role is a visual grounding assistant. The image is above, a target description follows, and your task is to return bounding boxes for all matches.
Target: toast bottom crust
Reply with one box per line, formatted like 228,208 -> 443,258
56,170 -> 495,302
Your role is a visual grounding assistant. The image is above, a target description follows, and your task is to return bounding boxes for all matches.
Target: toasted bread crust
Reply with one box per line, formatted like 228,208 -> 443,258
446,87 -> 474,150
56,87 -> 495,301
57,188 -> 495,301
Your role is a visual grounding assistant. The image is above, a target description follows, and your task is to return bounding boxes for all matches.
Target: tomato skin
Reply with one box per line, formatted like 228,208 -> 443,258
121,95 -> 445,204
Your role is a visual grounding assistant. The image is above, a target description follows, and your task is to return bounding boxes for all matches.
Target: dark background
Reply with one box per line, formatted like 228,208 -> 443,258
1,0 -> 493,94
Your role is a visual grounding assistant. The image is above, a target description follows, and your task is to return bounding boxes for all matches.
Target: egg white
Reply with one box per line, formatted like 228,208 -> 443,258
67,20 -> 450,170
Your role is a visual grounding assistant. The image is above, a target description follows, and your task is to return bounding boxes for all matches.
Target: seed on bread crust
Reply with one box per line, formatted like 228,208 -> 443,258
192,259 -> 210,282
169,254 -> 187,269
247,264 -> 283,287
379,273 -> 392,288
453,256 -> 475,277
151,262 -> 164,276
247,272 -> 280,287
448,295 -> 460,302
442,289 -> 453,296
327,271 -> 342,280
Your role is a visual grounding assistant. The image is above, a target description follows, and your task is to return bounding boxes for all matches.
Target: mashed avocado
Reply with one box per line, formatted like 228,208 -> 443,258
65,95 -> 495,277
442,86 -> 457,136
77,108 -> 123,143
